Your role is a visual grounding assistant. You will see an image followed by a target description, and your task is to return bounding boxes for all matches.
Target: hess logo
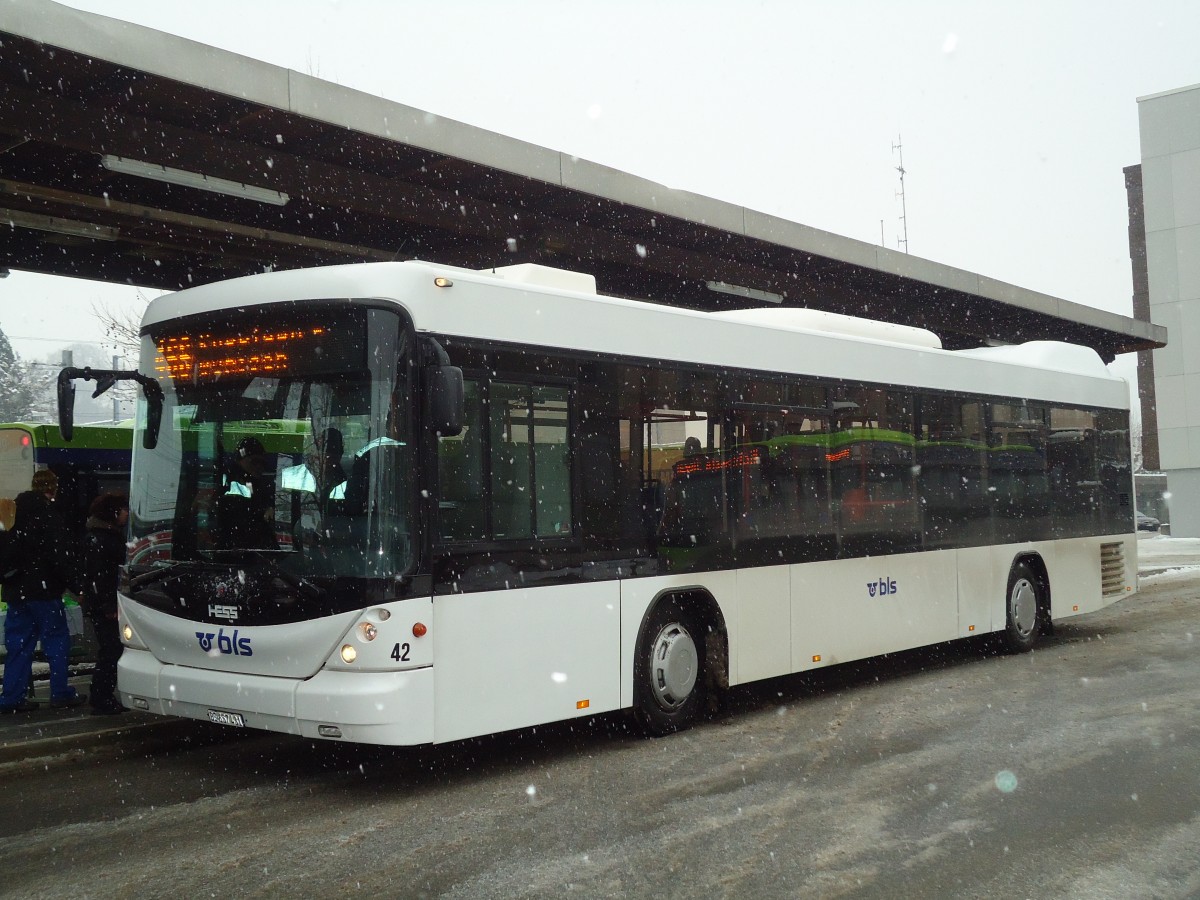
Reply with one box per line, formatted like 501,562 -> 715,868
196,628 -> 253,657
867,577 -> 898,598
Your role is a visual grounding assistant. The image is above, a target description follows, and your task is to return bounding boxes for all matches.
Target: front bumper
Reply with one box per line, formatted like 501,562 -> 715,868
118,647 -> 435,745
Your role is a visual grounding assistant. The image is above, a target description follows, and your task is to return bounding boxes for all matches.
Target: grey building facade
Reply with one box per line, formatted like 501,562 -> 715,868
1138,83 -> 1200,536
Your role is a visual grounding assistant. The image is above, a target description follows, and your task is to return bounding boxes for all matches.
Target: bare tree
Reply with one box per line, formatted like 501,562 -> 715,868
88,290 -> 152,420
92,289 -> 150,362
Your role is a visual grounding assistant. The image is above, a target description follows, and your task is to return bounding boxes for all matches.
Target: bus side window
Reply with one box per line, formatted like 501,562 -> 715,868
490,383 -> 533,540
531,386 -> 571,537
489,382 -> 573,540
437,379 -> 574,543
438,380 -> 486,542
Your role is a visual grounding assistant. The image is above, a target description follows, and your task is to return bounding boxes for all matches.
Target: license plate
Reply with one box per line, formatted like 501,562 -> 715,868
207,709 -> 245,727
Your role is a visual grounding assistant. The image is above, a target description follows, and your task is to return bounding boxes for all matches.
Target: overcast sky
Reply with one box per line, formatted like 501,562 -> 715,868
5,0 -> 1200,380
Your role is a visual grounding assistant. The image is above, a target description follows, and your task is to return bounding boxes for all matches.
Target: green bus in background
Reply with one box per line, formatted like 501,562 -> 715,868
0,422 -> 134,659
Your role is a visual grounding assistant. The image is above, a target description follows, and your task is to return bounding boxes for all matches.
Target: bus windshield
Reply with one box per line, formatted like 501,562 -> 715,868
129,305 -> 414,580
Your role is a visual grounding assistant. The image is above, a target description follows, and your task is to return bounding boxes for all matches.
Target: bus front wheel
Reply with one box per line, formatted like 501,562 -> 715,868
634,598 -> 706,736
1003,561 -> 1044,653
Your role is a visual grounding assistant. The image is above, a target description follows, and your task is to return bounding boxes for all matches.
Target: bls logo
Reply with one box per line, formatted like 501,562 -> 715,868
195,628 -> 253,657
867,577 -> 898,598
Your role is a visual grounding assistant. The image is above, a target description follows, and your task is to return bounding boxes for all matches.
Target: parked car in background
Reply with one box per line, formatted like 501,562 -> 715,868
1137,511 -> 1161,532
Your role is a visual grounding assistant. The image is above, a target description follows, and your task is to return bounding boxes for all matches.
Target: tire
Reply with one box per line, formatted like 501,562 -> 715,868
1003,561 -> 1044,653
634,597 -> 707,736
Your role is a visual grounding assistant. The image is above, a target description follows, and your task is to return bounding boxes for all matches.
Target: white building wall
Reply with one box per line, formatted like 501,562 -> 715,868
1140,83 -> 1200,536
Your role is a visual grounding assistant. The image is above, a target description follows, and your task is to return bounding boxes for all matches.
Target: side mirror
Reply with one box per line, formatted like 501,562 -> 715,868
142,381 -> 164,449
425,365 -> 464,437
57,366 -> 163,449
56,370 -> 77,441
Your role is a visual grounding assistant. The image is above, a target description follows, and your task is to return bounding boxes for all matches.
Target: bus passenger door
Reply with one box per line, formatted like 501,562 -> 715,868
430,375 -> 622,742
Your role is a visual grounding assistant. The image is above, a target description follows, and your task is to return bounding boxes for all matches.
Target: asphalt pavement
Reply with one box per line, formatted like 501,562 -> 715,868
1,533 -> 1194,766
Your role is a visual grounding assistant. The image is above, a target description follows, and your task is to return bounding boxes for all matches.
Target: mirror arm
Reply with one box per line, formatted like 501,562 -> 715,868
58,367 -> 164,449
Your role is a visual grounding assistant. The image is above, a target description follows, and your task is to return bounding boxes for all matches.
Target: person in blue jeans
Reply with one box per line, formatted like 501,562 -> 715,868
0,470 -> 86,714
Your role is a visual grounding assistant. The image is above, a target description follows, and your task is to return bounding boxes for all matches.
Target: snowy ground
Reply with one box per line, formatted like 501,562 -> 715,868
1136,532 -> 1200,574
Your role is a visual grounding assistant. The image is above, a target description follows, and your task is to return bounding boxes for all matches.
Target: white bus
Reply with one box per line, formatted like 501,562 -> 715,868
84,260 -> 1137,745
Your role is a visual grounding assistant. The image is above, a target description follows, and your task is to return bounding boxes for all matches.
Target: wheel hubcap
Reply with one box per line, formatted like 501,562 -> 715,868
648,622 -> 698,711
1011,578 -> 1037,636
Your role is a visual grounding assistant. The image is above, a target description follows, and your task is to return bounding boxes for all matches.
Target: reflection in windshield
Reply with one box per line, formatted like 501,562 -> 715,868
129,308 -> 413,580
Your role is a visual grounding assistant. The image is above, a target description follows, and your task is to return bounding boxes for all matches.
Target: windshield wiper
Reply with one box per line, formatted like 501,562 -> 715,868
129,560 -> 194,590
207,548 -> 326,601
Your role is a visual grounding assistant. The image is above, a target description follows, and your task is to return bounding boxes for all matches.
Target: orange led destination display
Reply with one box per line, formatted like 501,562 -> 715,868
674,448 -> 762,476
156,326 -> 328,382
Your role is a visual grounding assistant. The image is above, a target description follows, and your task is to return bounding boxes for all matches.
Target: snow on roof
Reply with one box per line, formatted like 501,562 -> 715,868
953,341 -> 1116,381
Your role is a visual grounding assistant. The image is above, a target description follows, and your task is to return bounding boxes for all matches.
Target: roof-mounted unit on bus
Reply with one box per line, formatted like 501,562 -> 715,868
954,341 -> 1111,379
480,263 -> 597,294
706,307 -> 943,350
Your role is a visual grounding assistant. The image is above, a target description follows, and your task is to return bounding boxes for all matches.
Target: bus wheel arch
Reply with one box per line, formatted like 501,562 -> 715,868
633,588 -> 727,736
1004,554 -> 1050,653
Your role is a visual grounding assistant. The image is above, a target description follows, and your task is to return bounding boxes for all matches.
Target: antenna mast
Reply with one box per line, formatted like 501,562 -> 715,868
892,135 -> 909,253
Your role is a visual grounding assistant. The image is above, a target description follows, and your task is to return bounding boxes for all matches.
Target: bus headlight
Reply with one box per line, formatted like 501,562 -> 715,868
119,620 -> 148,650
340,644 -> 358,664
358,623 -> 378,642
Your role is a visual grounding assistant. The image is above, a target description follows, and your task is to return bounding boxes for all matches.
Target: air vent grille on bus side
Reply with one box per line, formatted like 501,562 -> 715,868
1100,542 -> 1126,598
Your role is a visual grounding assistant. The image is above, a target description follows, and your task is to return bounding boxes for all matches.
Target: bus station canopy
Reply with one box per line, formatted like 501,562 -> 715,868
0,1 -> 1164,361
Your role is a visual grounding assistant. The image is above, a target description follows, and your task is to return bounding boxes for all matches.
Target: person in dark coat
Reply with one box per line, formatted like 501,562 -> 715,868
217,437 -> 276,548
81,492 -> 129,715
0,470 -> 85,713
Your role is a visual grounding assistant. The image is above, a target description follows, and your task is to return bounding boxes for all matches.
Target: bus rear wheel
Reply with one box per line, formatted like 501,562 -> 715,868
634,598 -> 706,736
1003,561 -> 1044,653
